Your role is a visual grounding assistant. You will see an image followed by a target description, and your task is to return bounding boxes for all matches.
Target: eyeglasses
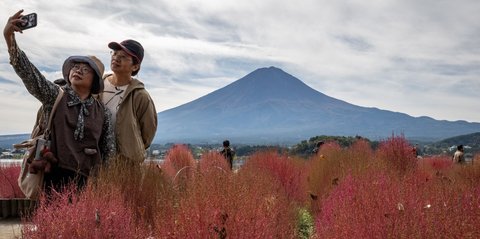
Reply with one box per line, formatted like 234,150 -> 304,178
110,51 -> 133,62
71,64 -> 93,74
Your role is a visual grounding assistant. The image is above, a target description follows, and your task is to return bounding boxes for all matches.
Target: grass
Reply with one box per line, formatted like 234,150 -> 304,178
0,164 -> 24,198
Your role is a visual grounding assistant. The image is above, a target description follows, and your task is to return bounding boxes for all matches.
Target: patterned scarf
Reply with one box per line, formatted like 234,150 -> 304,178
65,86 -> 94,140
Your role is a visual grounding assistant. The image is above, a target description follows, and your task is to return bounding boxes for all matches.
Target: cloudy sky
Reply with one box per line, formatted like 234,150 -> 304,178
1,0 -> 479,135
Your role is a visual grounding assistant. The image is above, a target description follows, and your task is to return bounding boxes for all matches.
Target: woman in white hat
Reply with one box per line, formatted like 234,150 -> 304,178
4,10 -> 115,194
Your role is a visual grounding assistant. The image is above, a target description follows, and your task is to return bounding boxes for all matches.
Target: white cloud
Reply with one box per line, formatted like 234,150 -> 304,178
0,0 -> 479,135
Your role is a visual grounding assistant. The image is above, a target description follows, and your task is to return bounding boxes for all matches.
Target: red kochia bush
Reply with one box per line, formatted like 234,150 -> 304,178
376,135 -> 417,174
161,144 -> 196,182
154,163 -> 297,238
22,185 -> 149,239
307,139 -> 377,214
420,155 -> 453,171
243,150 -> 308,204
316,172 -> 398,238
226,169 -> 298,238
198,151 -> 231,174
0,164 -> 24,198
315,169 -> 480,238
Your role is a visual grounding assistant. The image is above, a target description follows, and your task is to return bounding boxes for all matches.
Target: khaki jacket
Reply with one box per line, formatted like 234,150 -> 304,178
101,74 -> 158,164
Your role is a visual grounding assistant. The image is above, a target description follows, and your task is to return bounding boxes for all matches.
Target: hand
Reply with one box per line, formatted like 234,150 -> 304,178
42,151 -> 58,173
28,150 -> 58,174
29,159 -> 47,174
4,10 -> 25,48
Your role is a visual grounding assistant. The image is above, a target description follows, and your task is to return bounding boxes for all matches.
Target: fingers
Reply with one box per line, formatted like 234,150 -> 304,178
12,15 -> 26,33
6,10 -> 25,34
9,9 -> 25,27
11,9 -> 24,19
10,21 -> 23,33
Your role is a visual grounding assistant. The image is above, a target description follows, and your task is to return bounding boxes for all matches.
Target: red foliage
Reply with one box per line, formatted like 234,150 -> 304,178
161,144 -> 196,183
243,150 -> 308,204
226,170 -> 298,238
15,139 -> 480,238
91,156 -> 176,229
198,151 -> 231,174
315,172 -> 396,238
313,141 -> 342,160
376,135 -> 417,174
22,184 -> 150,238
315,169 -> 480,238
420,155 -> 454,171
0,164 -> 25,198
305,141 -> 344,195
348,139 -> 374,162
154,165 -> 297,238
307,139 -> 379,214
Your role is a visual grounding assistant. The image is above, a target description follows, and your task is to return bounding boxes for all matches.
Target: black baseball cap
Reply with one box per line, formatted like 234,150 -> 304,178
108,39 -> 144,64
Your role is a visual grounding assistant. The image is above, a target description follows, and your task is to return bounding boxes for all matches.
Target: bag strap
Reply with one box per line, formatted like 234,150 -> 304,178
43,87 -> 64,139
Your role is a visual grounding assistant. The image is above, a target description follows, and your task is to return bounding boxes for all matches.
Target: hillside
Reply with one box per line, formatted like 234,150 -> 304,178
431,132 -> 480,153
0,134 -> 29,150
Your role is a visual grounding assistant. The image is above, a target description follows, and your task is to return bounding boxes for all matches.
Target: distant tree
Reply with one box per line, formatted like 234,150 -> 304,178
236,145 -> 285,157
290,135 -> 377,157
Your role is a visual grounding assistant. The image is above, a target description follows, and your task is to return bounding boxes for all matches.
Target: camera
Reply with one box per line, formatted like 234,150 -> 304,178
34,138 -> 50,161
17,13 -> 37,30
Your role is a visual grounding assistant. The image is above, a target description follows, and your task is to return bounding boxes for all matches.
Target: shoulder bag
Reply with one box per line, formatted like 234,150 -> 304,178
14,87 -> 64,199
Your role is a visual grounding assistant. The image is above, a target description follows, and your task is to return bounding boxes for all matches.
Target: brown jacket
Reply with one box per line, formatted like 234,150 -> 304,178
101,75 -> 157,164
51,92 -> 108,176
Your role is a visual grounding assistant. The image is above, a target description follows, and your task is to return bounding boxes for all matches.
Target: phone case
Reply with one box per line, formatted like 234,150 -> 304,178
18,13 -> 37,30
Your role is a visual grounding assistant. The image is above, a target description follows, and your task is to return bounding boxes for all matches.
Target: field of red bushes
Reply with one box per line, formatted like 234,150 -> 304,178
2,136 -> 479,238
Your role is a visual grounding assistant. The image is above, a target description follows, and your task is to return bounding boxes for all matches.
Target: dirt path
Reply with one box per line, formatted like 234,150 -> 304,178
0,218 -> 22,239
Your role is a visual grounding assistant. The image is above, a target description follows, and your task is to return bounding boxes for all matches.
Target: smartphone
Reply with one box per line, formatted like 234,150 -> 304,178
17,13 -> 37,30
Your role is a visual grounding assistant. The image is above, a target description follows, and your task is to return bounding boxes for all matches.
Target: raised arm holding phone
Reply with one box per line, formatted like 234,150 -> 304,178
4,10 -> 115,196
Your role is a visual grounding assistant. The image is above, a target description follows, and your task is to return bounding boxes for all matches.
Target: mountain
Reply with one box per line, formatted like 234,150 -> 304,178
0,134 -> 29,149
435,132 -> 480,148
155,66 -> 480,144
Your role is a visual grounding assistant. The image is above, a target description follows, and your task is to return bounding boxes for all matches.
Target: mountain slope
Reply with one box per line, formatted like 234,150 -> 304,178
156,67 -> 480,144
0,134 -> 29,149
436,132 -> 480,147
